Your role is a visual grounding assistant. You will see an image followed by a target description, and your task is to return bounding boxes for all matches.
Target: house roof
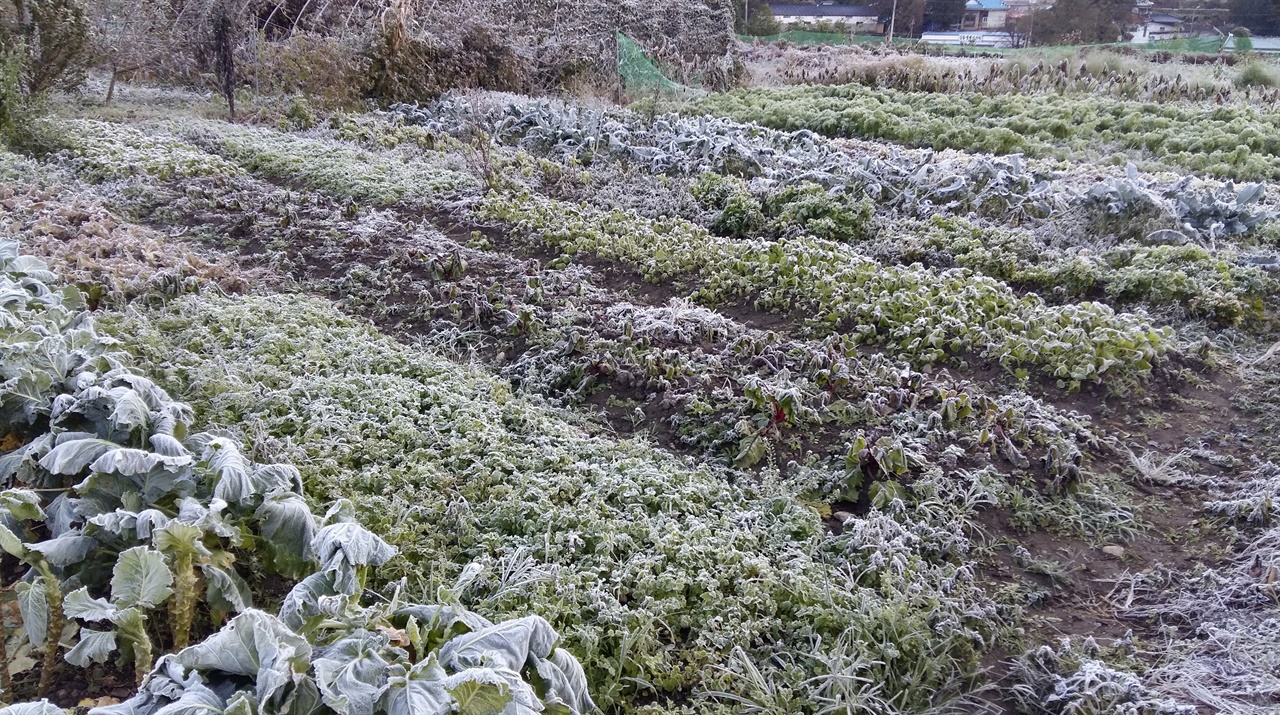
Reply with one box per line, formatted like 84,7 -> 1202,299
1146,13 -> 1184,24
965,0 -> 1008,11
767,3 -> 879,17
1228,35 -> 1280,51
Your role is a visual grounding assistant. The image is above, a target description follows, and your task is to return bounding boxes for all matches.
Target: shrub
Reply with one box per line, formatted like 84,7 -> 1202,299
2,0 -> 90,95
1236,62 -> 1276,88
249,32 -> 370,110
366,2 -> 529,104
0,40 -> 25,146
1233,26 -> 1254,52
0,0 -> 90,146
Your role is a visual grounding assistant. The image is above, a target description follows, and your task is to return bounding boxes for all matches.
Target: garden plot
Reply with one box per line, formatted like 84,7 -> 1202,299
3,81 -> 1278,715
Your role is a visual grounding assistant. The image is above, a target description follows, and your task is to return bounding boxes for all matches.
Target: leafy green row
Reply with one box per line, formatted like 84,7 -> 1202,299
35,117 -> 475,206
0,239 -> 594,714
35,119 -> 245,183
172,120 -> 477,206
479,192 -> 1174,389
914,217 -> 1275,325
692,85 -> 1280,181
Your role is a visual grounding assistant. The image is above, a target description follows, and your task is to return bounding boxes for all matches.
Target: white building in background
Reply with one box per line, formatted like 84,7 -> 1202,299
767,2 -> 883,31
960,0 -> 1009,30
920,30 -> 1016,46
1128,12 -> 1188,43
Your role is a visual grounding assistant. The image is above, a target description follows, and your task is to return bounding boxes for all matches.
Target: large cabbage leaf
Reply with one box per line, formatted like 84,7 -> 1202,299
65,628 -> 119,667
64,586 -> 120,622
280,571 -> 340,632
381,656 -> 453,715
255,490 -> 318,578
311,522 -> 396,595
15,580 -> 49,648
111,545 -> 174,609
438,617 -> 558,672
202,439 -> 254,505
173,609 -> 312,706
537,649 -> 596,715
28,531 -> 97,567
0,701 -> 72,715
313,631 -> 393,715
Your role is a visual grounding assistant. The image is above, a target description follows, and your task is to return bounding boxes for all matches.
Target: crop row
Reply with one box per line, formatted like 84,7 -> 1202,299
911,217 -> 1275,326
480,192 -> 1174,389
37,119 -> 245,182
688,175 -> 1274,326
393,96 -> 1066,223
170,119 -> 476,205
391,96 -> 1274,249
692,85 -> 1280,181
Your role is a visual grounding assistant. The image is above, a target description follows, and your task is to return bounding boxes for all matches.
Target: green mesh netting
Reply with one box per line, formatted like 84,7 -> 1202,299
1147,36 -> 1225,53
617,32 -> 704,98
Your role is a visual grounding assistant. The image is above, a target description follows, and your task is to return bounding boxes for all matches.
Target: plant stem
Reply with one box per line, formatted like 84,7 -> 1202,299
36,571 -> 62,698
134,634 -> 152,688
0,587 -> 11,699
170,551 -> 196,650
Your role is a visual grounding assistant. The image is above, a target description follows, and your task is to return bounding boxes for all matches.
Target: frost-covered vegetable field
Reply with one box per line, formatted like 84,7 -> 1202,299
2,67 -> 1280,715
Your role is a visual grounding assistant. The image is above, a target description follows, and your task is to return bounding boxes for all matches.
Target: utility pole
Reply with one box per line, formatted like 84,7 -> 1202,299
888,0 -> 898,42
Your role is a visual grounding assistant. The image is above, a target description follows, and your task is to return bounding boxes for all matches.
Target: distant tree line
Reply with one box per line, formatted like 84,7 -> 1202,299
1015,0 -> 1132,45
1229,0 -> 1279,36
